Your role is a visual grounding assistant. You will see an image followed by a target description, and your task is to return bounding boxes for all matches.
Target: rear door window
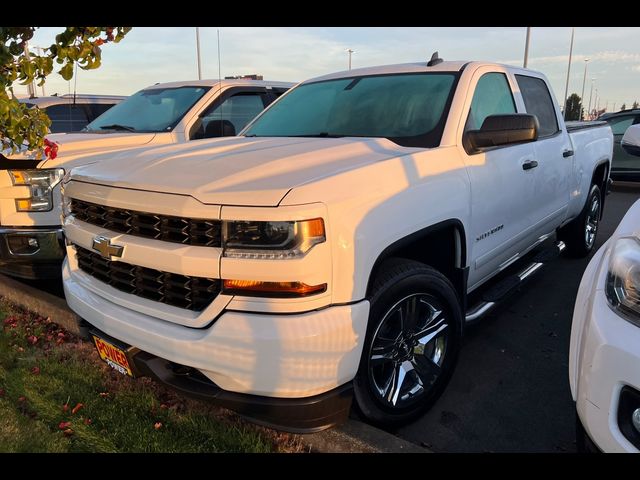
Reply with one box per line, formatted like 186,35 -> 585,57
515,75 -> 560,138
608,115 -> 636,136
45,104 -> 90,133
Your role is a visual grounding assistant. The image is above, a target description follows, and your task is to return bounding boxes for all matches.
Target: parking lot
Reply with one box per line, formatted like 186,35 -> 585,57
389,186 -> 640,452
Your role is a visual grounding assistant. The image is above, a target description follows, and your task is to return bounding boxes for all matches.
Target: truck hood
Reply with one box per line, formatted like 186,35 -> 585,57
70,136 -> 418,206
3,132 -> 157,169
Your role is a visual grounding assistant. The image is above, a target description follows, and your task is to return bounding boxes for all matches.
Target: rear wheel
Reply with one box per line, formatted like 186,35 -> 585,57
558,184 -> 601,258
353,259 -> 462,428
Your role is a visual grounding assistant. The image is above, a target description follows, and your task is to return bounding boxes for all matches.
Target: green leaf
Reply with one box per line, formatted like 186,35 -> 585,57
59,62 -> 73,81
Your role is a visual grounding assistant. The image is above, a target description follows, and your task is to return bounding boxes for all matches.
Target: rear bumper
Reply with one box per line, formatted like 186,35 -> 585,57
0,227 -> 65,279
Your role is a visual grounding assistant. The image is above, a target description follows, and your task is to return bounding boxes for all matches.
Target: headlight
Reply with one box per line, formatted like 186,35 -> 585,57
60,188 -> 71,219
222,218 -> 325,259
606,236 -> 640,325
9,168 -> 65,212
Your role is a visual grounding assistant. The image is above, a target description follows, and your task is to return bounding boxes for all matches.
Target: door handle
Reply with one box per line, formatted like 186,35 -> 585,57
563,149 -> 574,157
522,160 -> 538,171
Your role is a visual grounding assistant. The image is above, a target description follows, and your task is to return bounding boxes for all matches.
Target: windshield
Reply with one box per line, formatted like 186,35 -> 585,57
243,73 -> 457,147
84,86 -> 210,133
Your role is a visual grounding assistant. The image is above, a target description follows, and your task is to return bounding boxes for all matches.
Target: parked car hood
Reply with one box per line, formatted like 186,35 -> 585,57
70,136 -> 418,207
3,132 -> 158,169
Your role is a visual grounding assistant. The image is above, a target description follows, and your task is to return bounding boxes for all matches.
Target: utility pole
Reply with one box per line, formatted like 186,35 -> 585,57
588,78 -> 595,119
195,27 -> 202,80
523,27 -> 531,68
346,49 -> 354,70
580,58 -> 589,120
613,102 -> 616,112
562,27 -> 575,120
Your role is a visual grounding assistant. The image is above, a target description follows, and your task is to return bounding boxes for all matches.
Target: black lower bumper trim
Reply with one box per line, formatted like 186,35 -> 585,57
130,350 -> 353,434
0,227 -> 65,280
0,260 -> 63,280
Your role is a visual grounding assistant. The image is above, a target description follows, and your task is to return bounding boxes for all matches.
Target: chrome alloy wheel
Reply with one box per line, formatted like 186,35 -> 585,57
368,293 -> 449,410
585,194 -> 600,250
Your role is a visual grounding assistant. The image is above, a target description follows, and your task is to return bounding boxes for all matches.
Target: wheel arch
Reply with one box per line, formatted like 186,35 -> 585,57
365,219 -> 468,308
591,160 -> 610,219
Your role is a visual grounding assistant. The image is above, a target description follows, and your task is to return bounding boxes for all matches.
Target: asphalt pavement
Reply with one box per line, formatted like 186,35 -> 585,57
392,186 -> 640,452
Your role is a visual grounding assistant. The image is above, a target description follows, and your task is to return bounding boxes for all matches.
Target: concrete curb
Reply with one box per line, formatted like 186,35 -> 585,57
300,419 -> 429,453
0,274 -> 81,336
0,274 -> 427,453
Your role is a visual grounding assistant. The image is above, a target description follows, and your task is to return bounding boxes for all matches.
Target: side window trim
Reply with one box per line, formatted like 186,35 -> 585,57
188,86 -> 267,140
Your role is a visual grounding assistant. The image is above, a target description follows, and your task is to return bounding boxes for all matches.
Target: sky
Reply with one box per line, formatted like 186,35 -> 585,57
18,27 -> 640,112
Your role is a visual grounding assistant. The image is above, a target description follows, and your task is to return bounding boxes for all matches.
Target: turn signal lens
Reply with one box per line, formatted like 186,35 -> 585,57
16,199 -> 32,211
223,279 -> 327,298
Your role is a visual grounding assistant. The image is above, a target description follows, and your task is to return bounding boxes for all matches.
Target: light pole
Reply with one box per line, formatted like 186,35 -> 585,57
346,49 -> 354,70
588,78 -> 595,119
580,58 -> 589,120
562,27 -> 575,120
195,27 -> 202,80
523,27 -> 531,68
22,41 -> 36,98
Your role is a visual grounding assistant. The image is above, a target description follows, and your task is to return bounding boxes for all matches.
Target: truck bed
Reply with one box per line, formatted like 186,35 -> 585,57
566,121 -> 608,132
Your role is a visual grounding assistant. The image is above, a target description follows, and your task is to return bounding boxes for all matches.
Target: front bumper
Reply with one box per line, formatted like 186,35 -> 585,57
91,327 -> 354,433
0,227 -> 65,279
571,243 -> 640,452
63,258 -> 370,431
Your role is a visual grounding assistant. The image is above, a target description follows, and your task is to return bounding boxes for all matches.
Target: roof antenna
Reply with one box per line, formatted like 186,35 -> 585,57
217,28 -> 223,138
73,61 -> 78,105
427,51 -> 443,67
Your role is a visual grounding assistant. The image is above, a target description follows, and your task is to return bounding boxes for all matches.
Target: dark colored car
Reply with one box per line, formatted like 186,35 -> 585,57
19,94 -> 126,133
598,109 -> 640,181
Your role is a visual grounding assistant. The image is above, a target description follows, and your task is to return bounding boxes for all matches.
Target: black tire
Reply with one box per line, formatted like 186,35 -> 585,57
353,258 -> 463,428
558,184 -> 602,258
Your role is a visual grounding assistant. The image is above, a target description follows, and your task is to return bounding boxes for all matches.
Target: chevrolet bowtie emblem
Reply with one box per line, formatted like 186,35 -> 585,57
92,236 -> 124,259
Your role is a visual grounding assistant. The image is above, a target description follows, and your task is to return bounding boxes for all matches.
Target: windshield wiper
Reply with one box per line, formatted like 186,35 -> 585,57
291,132 -> 344,138
99,124 -> 136,132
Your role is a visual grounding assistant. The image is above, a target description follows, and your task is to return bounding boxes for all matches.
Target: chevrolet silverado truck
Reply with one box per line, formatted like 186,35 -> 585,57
0,78 -> 292,279
61,58 -> 613,432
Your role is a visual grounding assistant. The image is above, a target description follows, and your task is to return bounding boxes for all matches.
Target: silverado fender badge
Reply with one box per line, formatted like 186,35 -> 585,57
92,236 -> 124,259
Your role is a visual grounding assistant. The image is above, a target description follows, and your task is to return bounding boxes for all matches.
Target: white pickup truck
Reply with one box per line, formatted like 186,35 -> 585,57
0,79 -> 292,279
61,58 -> 613,432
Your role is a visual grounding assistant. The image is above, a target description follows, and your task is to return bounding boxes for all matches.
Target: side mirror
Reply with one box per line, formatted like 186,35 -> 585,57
621,124 -> 640,157
464,114 -> 539,154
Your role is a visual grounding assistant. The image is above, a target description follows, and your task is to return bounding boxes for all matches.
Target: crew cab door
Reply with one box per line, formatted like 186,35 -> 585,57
458,68 -> 538,289
514,74 -> 572,234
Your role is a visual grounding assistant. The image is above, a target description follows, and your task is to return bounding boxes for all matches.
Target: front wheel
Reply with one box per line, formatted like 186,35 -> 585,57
353,259 -> 462,428
558,184 -> 602,258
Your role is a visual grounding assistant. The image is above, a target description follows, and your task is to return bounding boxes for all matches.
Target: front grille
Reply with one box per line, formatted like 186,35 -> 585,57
75,245 -> 220,311
70,198 -> 221,247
